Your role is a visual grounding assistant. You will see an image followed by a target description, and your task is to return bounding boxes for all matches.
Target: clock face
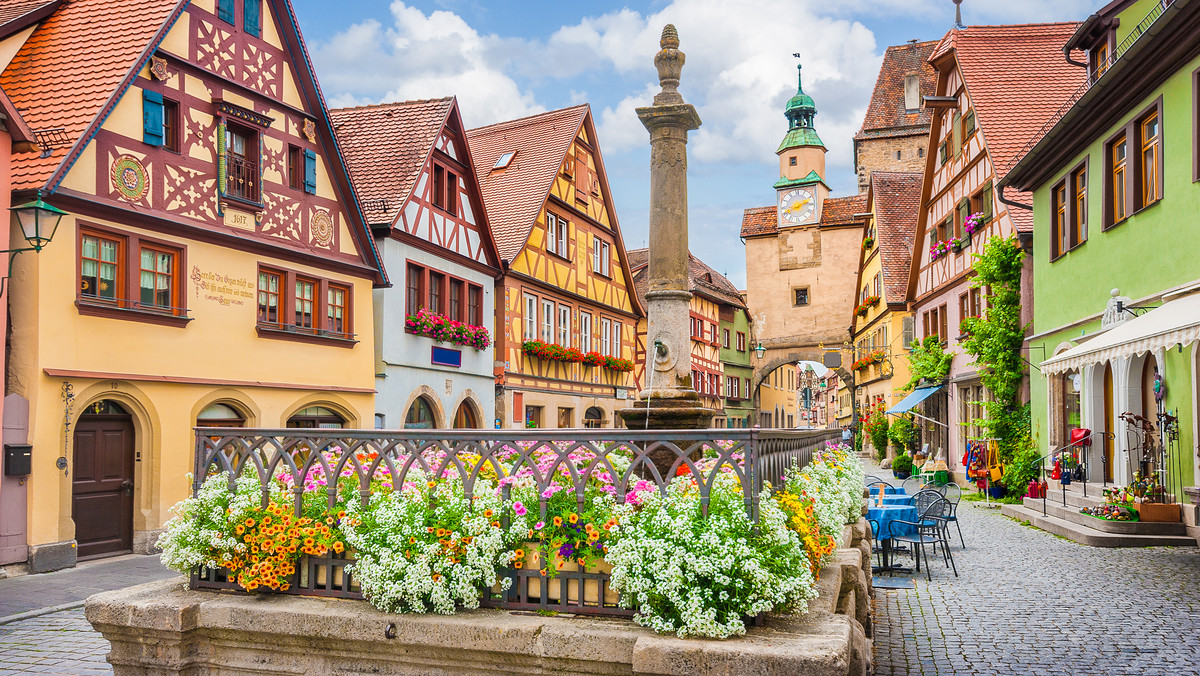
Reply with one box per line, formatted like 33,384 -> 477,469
780,187 -> 816,225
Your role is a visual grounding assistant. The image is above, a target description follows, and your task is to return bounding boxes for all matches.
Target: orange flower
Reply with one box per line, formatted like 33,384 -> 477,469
244,518 -> 255,528
513,561 -> 523,569
513,549 -> 525,560
332,542 -> 344,553
552,516 -> 563,527
483,509 -> 494,518
427,481 -> 437,489
568,513 -> 579,524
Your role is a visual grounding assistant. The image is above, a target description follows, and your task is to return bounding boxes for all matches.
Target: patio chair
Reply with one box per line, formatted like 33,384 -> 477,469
866,479 -> 895,497
902,475 -> 924,495
867,518 -> 884,569
864,474 -> 887,486
912,489 -> 942,519
921,481 -> 948,496
942,483 -> 965,548
889,497 -> 958,581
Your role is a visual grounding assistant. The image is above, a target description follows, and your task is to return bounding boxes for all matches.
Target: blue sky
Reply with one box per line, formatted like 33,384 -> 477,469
293,0 -> 1105,287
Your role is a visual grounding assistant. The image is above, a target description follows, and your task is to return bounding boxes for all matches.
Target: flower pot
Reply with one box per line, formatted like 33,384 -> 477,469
892,470 -> 910,480
1138,502 -> 1181,523
987,485 -> 1006,499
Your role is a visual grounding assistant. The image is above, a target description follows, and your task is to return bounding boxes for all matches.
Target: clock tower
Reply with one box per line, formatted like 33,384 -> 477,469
775,63 -> 829,228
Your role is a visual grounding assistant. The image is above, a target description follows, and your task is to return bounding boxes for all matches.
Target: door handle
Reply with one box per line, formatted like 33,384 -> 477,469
121,480 -> 134,496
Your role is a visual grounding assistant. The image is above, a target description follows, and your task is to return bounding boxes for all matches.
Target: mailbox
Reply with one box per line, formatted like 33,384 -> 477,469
4,444 -> 32,476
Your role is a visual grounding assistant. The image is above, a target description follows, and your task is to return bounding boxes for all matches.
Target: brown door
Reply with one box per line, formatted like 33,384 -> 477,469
73,416 -> 134,558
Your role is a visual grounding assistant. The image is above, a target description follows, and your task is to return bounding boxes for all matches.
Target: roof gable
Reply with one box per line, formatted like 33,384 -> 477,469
855,40 -> 937,139
866,171 -> 920,304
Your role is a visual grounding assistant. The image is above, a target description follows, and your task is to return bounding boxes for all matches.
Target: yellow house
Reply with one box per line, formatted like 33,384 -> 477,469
851,171 -> 921,455
467,106 -> 643,429
2,0 -> 384,571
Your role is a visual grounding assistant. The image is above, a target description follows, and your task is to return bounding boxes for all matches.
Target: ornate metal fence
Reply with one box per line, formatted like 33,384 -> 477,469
190,427 -> 840,614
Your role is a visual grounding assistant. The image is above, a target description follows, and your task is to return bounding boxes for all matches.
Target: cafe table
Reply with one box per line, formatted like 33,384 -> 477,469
866,503 -> 918,573
868,485 -> 905,496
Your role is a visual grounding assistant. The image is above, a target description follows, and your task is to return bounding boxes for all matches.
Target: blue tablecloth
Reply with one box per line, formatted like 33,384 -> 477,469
880,494 -> 914,506
868,485 -> 906,496
867,504 -> 918,541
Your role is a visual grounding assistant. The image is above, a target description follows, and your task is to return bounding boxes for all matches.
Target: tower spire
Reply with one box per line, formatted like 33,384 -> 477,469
953,0 -> 965,29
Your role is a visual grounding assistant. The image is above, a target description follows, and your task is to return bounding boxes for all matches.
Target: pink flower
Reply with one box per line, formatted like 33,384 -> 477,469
513,501 -> 527,516
534,521 -> 545,529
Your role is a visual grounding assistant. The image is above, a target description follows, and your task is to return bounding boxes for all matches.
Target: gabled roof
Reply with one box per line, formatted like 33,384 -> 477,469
1,0 -> 184,191
740,194 -> 868,239
931,23 -> 1085,187
466,105 -> 589,262
627,248 -> 746,310
867,171 -> 920,305
855,40 -> 937,140
331,97 -> 454,226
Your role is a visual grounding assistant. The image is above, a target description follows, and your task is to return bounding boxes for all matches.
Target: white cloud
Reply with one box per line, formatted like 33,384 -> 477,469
309,1 -> 542,128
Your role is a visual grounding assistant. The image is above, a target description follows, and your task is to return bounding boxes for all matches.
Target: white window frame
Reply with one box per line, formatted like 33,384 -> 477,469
556,215 -> 568,258
612,321 -> 621,357
592,236 -> 601,273
541,298 -> 554,343
579,311 -> 592,352
601,242 -> 610,276
523,293 -> 537,341
558,304 -> 570,347
601,317 -> 612,356
546,214 -> 558,256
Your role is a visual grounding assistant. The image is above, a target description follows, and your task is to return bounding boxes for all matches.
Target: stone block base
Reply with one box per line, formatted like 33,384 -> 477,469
86,520 -> 875,676
29,539 -> 76,573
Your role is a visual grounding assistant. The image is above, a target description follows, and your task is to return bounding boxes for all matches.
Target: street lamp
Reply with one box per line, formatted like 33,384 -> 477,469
753,341 -> 766,360
2,193 -> 66,296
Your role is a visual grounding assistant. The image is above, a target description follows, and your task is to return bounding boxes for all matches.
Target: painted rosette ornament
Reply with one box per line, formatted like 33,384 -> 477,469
111,154 -> 150,202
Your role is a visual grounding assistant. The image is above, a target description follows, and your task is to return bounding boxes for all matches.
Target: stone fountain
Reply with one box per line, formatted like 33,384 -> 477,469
617,25 -> 713,433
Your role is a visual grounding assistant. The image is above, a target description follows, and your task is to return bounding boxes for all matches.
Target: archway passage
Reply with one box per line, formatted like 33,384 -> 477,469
405,397 -> 438,429
287,406 -> 345,429
452,401 -> 480,429
73,399 -> 134,559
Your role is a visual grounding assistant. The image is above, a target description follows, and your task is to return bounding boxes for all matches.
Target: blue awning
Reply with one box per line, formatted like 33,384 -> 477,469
886,384 -> 943,415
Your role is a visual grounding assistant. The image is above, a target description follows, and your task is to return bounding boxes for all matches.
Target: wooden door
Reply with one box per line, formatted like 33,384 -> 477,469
73,416 -> 134,558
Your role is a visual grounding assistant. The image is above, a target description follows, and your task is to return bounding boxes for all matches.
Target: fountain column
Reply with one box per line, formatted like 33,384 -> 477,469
617,25 -> 713,431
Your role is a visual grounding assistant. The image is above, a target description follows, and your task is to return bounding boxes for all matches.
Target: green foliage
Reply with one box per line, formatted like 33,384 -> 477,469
904,336 -> 954,390
887,415 -> 918,455
862,404 -> 890,461
960,234 -> 1028,464
891,453 -> 913,475
1002,436 -> 1042,498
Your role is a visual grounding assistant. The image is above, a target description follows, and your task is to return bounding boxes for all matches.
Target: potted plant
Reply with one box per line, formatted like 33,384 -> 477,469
891,453 -> 913,480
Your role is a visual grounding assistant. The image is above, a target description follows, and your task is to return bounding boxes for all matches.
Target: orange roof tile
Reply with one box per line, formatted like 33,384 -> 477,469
855,40 -> 938,140
330,98 -> 454,225
739,206 -> 777,238
868,171 -> 921,304
1,0 -> 183,192
740,194 -> 867,238
466,105 -> 588,262
0,0 -> 57,28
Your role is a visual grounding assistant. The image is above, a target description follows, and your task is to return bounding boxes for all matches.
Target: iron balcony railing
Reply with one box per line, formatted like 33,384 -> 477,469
225,154 -> 260,202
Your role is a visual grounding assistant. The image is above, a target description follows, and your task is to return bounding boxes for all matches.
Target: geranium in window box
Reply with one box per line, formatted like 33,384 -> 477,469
603,356 -> 635,372
581,351 -> 606,367
405,308 -> 491,350
522,340 -> 584,364
861,237 -> 874,250
929,238 -> 956,262
963,211 -> 986,237
951,236 -> 967,253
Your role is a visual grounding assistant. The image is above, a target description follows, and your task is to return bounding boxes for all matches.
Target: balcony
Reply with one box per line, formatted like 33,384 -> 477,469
225,154 -> 260,203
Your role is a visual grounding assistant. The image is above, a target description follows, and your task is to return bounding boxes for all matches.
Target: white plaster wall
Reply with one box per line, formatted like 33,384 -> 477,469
374,238 -> 496,428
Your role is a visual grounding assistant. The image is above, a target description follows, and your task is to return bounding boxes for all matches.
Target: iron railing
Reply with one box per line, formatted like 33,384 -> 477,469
190,427 -> 840,614
225,154 -> 259,202
1029,431 -> 1115,516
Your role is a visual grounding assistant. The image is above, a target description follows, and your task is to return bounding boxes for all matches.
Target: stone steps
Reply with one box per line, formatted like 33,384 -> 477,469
1020,497 -> 1188,535
999,503 -> 1197,548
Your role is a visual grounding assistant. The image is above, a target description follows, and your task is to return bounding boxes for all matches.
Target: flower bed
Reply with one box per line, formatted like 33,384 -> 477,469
162,430 -> 856,639
522,340 -> 634,372
405,308 -> 490,349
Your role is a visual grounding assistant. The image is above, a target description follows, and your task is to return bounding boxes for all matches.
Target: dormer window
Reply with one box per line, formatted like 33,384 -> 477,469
1091,39 -> 1110,80
903,74 -> 920,112
494,151 -> 516,170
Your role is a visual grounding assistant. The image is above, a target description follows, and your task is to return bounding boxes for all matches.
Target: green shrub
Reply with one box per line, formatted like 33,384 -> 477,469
887,415 -> 918,455
891,454 -> 913,476
1002,437 -> 1042,498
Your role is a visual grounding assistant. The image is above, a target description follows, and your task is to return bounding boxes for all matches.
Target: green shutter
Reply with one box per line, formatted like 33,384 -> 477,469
982,184 -> 994,221
142,90 -> 164,147
244,0 -> 261,37
217,0 -> 234,24
303,149 -> 317,194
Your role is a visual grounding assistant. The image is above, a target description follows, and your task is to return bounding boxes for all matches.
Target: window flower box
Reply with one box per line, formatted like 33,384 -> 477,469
854,296 -> 881,317
962,211 -> 986,237
524,341 -> 633,372
405,308 -> 491,349
851,350 -> 886,371
861,237 -> 874,251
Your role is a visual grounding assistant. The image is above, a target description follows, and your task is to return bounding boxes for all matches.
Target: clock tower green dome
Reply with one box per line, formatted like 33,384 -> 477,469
778,63 -> 824,153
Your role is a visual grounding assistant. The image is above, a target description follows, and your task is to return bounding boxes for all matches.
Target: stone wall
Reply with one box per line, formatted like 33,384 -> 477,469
86,519 -> 876,676
855,136 -> 928,193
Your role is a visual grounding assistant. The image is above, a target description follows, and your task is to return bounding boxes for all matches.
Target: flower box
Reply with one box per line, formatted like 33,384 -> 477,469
405,309 -> 490,350
495,542 -> 618,607
1138,502 -> 1180,522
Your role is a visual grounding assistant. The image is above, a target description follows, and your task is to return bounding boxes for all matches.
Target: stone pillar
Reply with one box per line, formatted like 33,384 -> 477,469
617,25 -> 712,431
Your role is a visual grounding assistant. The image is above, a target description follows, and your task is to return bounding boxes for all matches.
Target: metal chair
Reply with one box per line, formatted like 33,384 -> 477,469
889,497 -> 958,581
912,489 -> 941,519
921,481 -> 948,496
867,518 -> 884,569
864,474 -> 887,486
942,483 -> 965,547
902,475 -> 924,496
866,479 -> 895,497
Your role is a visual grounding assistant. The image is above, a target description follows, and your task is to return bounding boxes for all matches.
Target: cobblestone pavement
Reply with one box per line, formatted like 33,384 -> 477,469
0,554 -> 174,619
0,609 -> 111,675
867,460 -> 1200,676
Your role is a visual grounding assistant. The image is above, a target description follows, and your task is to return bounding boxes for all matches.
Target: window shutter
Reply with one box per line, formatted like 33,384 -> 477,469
981,183 -> 994,221
303,149 -> 317,194
244,0 -> 261,37
217,0 -> 234,24
142,90 -> 164,147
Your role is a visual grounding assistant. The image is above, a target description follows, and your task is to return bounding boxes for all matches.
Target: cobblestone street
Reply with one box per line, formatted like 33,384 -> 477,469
869,462 -> 1200,676
0,610 -> 112,675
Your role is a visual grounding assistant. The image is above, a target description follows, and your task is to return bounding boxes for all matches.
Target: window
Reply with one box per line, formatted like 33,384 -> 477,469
494,151 -> 516,170
722,328 -> 730,349
1106,102 -> 1162,228
1051,182 -> 1067,259
962,110 -> 976,140
710,323 -> 719,345
1109,133 -> 1128,225
558,304 -> 570,346
1140,111 -> 1160,206
294,277 -> 316,330
80,232 -> 121,302
162,99 -> 180,152
327,284 -> 349,335
956,199 -> 969,237
428,272 -> 444,314
225,123 -> 259,202
1092,39 -> 1110,80
579,312 -> 592,352
287,406 -> 345,429
903,74 -> 920,111
952,111 -> 962,157
547,214 -> 568,258
541,299 -> 554,342
288,146 -> 303,190
789,156 -> 797,166
895,150 -> 902,160
258,269 -> 281,324
406,264 -> 424,315
432,164 -> 457,216
244,0 -> 261,37
138,245 -> 176,310
583,406 -> 604,429
1051,161 -> 1089,258
736,331 -> 746,352
793,287 -> 809,307
592,237 -> 611,276
939,140 -> 948,165
142,90 -> 179,151
613,321 -> 622,356
449,279 -> 462,322
923,304 -> 948,343
902,315 -> 915,348
918,147 -> 925,158
1072,166 -> 1087,247
970,183 -> 993,224
872,272 -> 881,298
601,318 -> 612,356
468,286 -> 482,326
524,293 -> 537,341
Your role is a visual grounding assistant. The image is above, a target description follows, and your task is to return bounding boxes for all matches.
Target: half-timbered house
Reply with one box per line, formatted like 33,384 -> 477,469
332,98 -> 501,430
2,0 -> 385,571
467,105 -> 643,429
904,23 -> 1084,470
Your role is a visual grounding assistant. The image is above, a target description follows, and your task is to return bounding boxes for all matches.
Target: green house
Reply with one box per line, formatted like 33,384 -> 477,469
1002,0 -> 1200,506
720,305 -> 755,428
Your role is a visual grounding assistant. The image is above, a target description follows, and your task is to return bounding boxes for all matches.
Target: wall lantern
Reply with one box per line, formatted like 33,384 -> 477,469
753,342 -> 766,360
10,194 -> 67,251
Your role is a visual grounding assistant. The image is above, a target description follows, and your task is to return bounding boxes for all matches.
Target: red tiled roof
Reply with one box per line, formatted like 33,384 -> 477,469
1,0 -> 182,191
740,194 -> 867,238
934,23 -> 1086,186
466,105 -> 588,262
855,40 -> 937,140
627,248 -> 745,309
869,171 -> 921,304
0,0 -> 56,27
330,98 -> 453,225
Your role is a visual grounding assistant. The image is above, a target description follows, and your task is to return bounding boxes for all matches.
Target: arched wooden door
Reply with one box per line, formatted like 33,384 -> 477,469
72,401 -> 135,559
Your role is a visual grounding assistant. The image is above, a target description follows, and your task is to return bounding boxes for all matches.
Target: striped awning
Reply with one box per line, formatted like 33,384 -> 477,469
1041,291 -> 1200,374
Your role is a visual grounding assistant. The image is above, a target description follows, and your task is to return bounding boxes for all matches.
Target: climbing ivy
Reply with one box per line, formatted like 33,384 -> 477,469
960,234 -> 1028,463
903,336 -> 954,391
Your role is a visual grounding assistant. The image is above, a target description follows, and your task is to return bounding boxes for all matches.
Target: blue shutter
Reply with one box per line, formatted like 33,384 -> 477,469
303,149 -> 317,194
217,0 -> 234,24
244,0 -> 261,37
142,90 -> 164,147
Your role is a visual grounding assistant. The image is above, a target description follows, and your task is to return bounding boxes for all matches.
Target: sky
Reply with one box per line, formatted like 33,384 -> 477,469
292,0 -> 1107,288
